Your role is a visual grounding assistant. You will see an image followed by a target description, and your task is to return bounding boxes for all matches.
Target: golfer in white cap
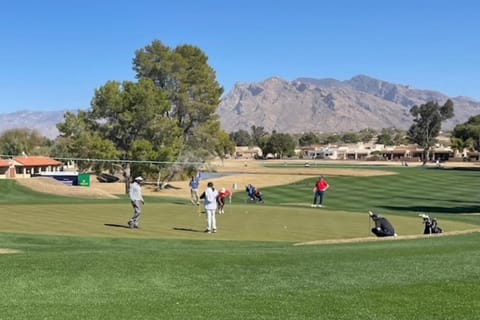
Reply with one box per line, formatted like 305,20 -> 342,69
128,176 -> 145,229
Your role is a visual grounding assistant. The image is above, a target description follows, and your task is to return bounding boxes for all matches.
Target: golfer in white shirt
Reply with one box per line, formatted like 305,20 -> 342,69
128,176 -> 144,229
203,181 -> 219,233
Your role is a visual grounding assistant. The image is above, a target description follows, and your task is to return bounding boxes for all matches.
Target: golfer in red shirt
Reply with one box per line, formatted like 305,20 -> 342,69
217,188 -> 232,214
312,176 -> 329,208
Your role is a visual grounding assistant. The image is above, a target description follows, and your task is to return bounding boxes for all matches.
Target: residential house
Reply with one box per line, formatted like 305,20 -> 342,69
234,146 -> 263,159
302,146 -> 338,159
11,156 -> 63,179
299,142 -> 458,163
0,159 -> 10,179
382,146 -> 411,161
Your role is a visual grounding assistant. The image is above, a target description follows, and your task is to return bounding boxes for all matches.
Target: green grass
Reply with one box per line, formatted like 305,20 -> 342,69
261,166 -> 480,220
0,179 -> 120,204
0,233 -> 479,319
0,165 -> 479,319
0,202 -> 475,241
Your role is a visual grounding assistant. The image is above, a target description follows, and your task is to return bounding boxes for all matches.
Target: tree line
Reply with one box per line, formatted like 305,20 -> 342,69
2,101 -> 478,164
1,39 -> 479,182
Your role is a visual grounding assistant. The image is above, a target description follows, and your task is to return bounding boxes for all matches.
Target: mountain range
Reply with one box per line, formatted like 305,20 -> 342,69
0,110 -> 67,139
1,75 -> 480,139
217,75 -> 480,134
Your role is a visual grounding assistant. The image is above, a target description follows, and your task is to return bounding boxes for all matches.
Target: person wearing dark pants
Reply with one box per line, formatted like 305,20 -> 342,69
312,176 -> 329,208
369,211 -> 397,237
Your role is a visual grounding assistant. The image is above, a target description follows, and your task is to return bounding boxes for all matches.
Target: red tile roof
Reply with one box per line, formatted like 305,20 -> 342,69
13,156 -> 62,166
0,159 -> 9,167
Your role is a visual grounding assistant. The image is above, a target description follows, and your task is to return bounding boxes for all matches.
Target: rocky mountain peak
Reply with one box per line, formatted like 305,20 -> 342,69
218,75 -> 480,134
2,75 -> 479,138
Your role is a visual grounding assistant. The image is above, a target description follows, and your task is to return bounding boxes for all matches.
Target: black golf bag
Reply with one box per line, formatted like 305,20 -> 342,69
420,214 -> 443,234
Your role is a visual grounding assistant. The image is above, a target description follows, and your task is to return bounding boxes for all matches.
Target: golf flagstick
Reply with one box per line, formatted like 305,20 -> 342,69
368,214 -> 371,236
368,211 -> 373,236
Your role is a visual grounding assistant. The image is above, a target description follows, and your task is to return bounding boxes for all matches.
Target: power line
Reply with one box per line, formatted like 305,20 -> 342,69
0,154 -> 205,166
54,157 -> 205,166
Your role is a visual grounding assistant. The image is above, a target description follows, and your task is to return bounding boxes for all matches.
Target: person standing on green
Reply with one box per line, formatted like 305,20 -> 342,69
128,176 -> 145,229
311,176 -> 329,208
203,181 -> 219,233
189,174 -> 201,205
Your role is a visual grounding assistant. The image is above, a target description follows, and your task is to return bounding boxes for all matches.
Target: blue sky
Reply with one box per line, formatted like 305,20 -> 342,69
1,0 -> 479,113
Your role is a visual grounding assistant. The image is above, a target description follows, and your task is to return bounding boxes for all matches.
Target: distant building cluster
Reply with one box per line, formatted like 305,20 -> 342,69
1,143 -> 478,181
234,143 -> 479,162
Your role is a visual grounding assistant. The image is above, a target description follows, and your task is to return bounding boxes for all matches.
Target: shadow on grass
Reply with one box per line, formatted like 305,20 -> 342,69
167,200 -> 198,206
400,195 -> 480,205
444,166 -> 480,172
400,195 -> 449,202
173,227 -> 205,233
104,223 -> 130,229
381,205 -> 480,214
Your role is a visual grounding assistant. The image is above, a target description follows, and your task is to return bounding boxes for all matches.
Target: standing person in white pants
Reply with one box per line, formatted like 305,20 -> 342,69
203,181 -> 219,233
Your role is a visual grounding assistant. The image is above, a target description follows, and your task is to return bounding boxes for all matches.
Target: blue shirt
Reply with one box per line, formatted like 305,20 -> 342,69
189,178 -> 200,190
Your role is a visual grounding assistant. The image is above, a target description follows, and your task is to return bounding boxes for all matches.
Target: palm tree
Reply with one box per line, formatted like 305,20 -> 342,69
450,137 -> 475,158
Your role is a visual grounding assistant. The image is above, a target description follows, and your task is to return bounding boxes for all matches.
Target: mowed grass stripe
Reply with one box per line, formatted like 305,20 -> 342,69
1,232 -> 479,319
1,202 -> 477,242
0,166 -> 479,241
262,167 -> 480,215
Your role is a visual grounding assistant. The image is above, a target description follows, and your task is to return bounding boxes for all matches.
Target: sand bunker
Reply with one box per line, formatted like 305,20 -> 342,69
16,177 -> 118,199
0,248 -> 21,254
15,160 -> 397,199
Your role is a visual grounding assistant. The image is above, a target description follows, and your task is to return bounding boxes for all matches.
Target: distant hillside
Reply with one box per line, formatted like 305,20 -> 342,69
2,75 -> 480,138
0,110 -> 66,139
217,75 -> 480,133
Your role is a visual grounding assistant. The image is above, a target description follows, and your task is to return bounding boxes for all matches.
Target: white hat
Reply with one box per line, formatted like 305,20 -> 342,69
368,211 -> 379,219
221,188 -> 226,193
134,176 -> 143,181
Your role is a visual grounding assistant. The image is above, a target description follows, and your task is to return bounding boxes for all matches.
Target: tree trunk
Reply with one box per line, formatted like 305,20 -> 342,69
422,148 -> 429,166
124,164 -> 131,194
156,170 -> 162,191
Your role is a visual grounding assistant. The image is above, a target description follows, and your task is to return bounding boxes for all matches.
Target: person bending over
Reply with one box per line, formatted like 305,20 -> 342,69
217,187 -> 232,214
369,211 -> 397,237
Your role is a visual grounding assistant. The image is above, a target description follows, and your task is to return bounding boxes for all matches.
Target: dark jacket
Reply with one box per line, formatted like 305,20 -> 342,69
372,217 -> 395,237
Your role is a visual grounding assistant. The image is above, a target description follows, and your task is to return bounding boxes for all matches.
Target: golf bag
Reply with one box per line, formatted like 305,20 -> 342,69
419,214 -> 443,234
